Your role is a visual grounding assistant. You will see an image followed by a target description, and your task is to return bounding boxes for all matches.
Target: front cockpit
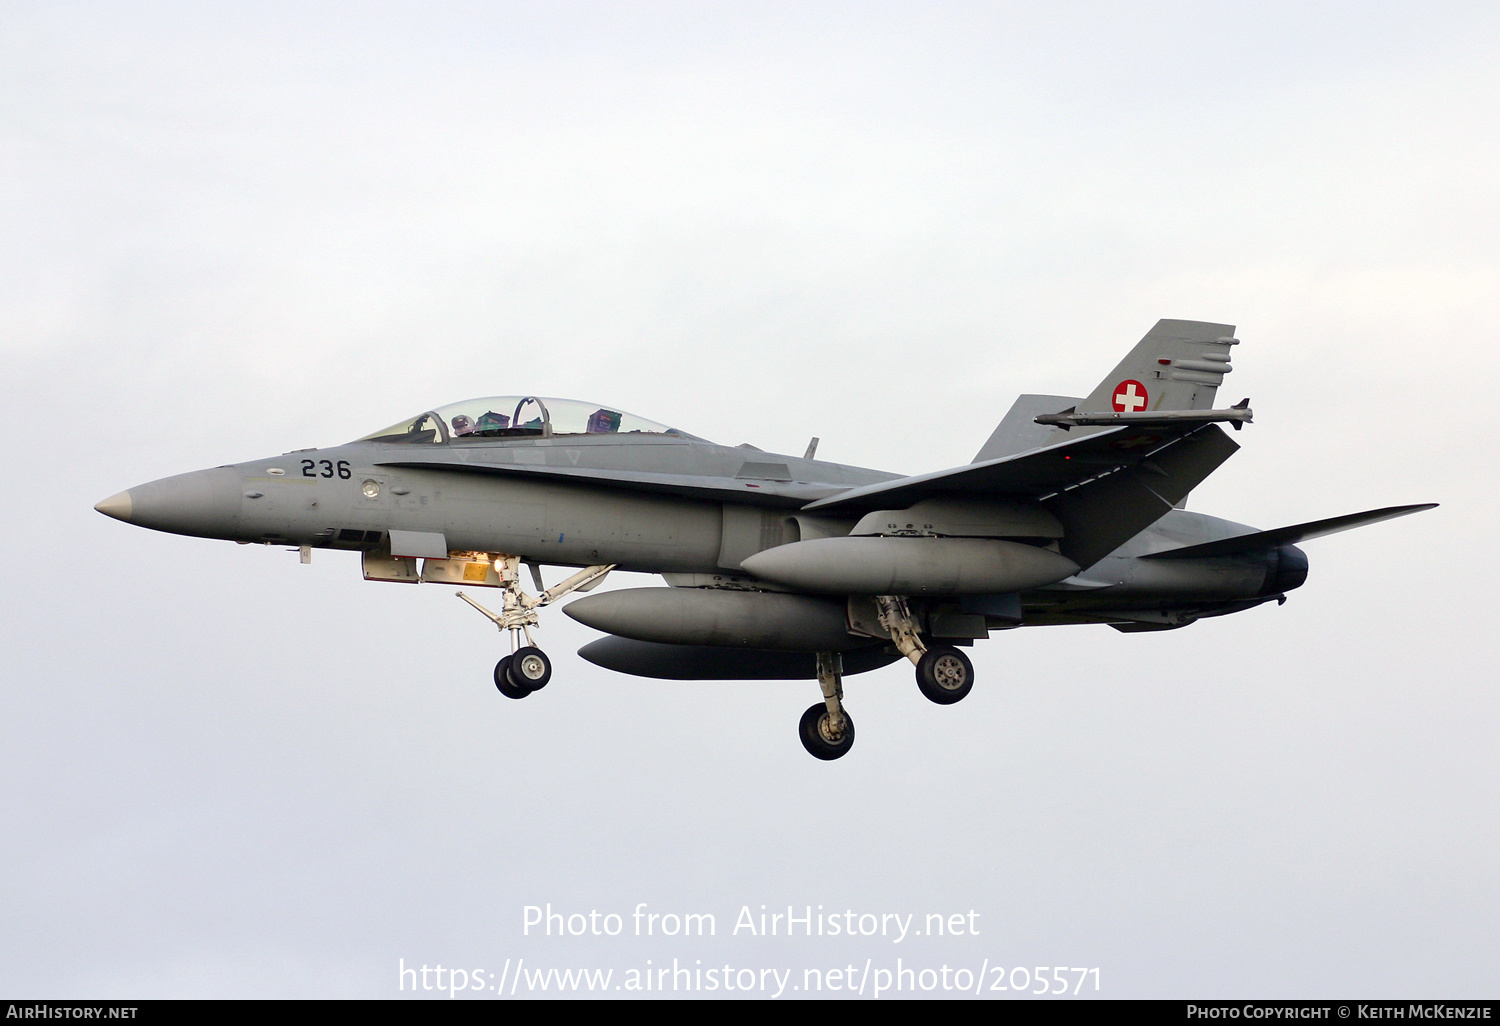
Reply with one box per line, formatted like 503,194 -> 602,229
354,396 -> 696,445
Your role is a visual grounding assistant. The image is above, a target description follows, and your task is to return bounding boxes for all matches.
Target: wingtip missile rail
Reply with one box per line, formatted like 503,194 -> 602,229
1035,399 -> 1253,431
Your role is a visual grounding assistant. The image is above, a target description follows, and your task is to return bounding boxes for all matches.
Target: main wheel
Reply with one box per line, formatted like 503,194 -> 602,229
494,656 -> 530,700
507,646 -> 552,692
916,645 -> 974,704
799,703 -> 855,761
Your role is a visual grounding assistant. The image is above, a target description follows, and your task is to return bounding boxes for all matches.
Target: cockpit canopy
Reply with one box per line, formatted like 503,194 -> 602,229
355,396 -> 691,444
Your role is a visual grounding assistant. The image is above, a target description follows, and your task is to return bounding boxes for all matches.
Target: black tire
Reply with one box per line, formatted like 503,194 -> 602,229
916,645 -> 974,705
798,703 -> 855,761
494,656 -> 530,700
507,646 -> 552,692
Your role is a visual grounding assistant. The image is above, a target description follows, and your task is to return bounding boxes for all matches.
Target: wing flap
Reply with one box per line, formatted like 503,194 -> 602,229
1045,425 -> 1241,569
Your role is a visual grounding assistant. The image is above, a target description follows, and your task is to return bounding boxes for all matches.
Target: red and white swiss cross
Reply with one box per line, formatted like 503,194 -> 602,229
1111,380 -> 1148,413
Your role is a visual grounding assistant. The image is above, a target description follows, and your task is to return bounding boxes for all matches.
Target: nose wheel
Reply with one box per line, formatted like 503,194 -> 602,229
457,559 -> 612,701
508,646 -> 552,691
494,648 -> 552,698
493,656 -> 530,700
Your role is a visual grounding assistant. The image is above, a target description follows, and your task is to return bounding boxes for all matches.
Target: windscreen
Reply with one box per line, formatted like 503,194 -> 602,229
355,396 -> 692,444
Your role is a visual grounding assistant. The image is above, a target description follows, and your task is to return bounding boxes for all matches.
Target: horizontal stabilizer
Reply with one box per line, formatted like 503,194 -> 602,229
1142,503 -> 1439,559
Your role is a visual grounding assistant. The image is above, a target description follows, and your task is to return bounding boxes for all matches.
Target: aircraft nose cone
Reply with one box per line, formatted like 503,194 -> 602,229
99,467 -> 243,540
94,491 -> 134,522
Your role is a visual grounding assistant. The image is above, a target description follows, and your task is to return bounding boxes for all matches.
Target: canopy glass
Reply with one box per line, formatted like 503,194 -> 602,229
355,396 -> 688,444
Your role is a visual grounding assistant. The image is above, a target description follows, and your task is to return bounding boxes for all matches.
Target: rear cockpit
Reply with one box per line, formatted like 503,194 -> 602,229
354,396 -> 697,444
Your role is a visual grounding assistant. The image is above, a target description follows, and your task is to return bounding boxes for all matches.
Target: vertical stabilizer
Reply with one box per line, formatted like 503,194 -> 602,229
973,394 -> 1082,462
1077,319 -> 1238,414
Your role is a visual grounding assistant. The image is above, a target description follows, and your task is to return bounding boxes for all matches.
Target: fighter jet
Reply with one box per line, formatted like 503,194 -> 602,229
95,320 -> 1434,760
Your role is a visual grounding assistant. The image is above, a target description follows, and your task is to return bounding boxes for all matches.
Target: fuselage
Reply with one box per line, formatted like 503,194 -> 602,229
90,358 -> 1406,757
97,429 -> 1305,630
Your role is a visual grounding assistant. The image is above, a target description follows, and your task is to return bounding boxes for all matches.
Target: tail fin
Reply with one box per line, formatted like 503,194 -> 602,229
1078,319 -> 1238,414
972,394 -> 1081,462
973,319 -> 1241,464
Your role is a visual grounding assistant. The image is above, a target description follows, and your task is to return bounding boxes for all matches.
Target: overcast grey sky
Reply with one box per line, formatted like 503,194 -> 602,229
2,1 -> 1496,999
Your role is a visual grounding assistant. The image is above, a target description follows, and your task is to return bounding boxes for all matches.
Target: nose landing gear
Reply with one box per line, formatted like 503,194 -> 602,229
459,557 -> 611,700
508,646 -> 552,691
493,655 -> 529,699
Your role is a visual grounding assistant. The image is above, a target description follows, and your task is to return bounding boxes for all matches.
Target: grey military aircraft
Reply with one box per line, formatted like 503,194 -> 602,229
96,320 -> 1434,759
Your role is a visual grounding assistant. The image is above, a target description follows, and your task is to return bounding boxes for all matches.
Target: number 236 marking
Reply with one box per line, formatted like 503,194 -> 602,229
302,459 -> 351,480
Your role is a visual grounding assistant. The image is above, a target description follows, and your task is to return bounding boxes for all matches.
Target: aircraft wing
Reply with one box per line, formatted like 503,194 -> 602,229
372,457 -> 843,508
803,424 -> 1232,513
1141,503 -> 1439,559
805,424 -> 1243,569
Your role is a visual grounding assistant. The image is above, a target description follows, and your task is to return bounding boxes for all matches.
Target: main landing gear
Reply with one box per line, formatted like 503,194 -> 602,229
877,595 -> 976,706
916,646 -> 973,705
795,599 -> 979,761
458,556 -> 612,701
800,651 -> 855,760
